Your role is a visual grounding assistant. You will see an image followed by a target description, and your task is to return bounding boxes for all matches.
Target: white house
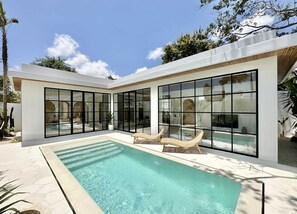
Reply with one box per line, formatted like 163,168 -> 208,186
9,31 -> 297,163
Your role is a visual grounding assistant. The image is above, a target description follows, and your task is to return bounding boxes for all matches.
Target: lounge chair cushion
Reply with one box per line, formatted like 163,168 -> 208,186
160,130 -> 204,153
132,128 -> 164,143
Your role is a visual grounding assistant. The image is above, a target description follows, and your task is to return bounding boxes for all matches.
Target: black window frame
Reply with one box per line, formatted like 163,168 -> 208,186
113,88 -> 151,134
44,87 -> 111,138
158,69 -> 258,157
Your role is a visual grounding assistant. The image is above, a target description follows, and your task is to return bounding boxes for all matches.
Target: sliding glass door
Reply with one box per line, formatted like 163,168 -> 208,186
114,88 -> 150,134
123,92 -> 136,132
45,88 -> 110,138
158,70 -> 257,157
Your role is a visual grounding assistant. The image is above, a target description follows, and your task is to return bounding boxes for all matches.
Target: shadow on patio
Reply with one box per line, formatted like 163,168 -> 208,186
278,137 -> 297,168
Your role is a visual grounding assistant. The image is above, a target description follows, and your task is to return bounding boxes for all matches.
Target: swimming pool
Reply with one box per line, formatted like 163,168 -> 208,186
55,140 -> 242,214
213,131 -> 256,146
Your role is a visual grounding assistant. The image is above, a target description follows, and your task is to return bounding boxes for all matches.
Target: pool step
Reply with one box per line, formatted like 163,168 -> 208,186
61,146 -> 121,166
57,143 -> 116,161
55,141 -> 114,156
66,148 -> 122,171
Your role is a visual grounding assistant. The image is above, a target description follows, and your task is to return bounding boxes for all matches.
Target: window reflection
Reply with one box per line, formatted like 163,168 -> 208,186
232,71 -> 256,93
170,84 -> 180,98
196,79 -> 211,96
114,88 -> 151,134
233,93 -> 256,112
212,76 -> 231,94
158,70 -> 257,157
182,81 -> 194,97
45,88 -> 110,137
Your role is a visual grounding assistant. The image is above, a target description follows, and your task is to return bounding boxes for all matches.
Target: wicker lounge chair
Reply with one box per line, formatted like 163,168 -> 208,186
160,130 -> 204,153
133,128 -> 164,144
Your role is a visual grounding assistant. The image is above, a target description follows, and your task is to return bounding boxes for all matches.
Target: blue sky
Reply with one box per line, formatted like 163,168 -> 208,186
4,0 -> 215,77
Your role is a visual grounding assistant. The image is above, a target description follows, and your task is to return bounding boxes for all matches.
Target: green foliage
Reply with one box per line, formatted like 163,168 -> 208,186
162,29 -> 221,64
32,56 -> 76,72
278,117 -> 289,126
0,76 -> 21,103
0,0 -> 19,129
0,171 -> 30,214
11,136 -> 21,144
106,112 -> 114,125
0,1 -> 19,27
279,72 -> 297,128
0,128 -> 9,140
278,117 -> 289,136
200,0 -> 297,42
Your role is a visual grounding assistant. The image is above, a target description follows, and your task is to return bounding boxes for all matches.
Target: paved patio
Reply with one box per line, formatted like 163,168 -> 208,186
0,138 -> 72,214
1,132 -> 297,213
278,137 -> 297,168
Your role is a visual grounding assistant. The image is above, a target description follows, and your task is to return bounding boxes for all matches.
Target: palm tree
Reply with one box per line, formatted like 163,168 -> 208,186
279,72 -> 297,128
0,1 -> 18,128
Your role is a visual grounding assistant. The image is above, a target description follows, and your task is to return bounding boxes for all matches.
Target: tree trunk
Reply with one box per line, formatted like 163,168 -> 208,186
2,27 -> 8,129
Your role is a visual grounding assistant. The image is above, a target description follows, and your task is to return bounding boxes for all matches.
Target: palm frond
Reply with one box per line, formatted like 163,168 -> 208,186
0,199 -> 30,213
0,1 -> 6,26
0,179 -> 19,192
0,172 -> 30,214
0,191 -> 28,205
0,1 -> 5,18
1,207 -> 19,213
7,18 -> 18,24
0,184 -> 23,203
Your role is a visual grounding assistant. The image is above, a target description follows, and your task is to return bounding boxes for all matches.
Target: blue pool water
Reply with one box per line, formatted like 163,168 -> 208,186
213,132 -> 256,146
56,141 -> 242,214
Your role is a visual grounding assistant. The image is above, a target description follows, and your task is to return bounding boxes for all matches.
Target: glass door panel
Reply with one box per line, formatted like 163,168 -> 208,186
84,92 -> 94,132
72,91 -> 83,133
114,89 -> 150,133
129,92 -> 136,133
124,93 -> 130,131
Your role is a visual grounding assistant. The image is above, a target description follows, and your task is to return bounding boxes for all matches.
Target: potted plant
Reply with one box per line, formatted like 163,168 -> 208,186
106,112 -> 114,131
278,117 -> 289,137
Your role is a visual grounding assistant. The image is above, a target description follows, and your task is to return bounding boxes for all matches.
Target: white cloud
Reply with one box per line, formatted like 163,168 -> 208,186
65,53 -> 89,67
135,67 -> 148,74
147,47 -> 164,60
47,34 -> 119,79
236,14 -> 275,37
75,59 -> 120,79
47,34 -> 79,57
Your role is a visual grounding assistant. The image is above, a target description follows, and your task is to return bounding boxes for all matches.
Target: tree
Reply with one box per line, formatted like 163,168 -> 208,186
279,72 -> 297,128
32,56 -> 76,72
0,75 -> 20,103
162,29 -> 221,64
0,1 -> 18,128
200,0 -> 297,42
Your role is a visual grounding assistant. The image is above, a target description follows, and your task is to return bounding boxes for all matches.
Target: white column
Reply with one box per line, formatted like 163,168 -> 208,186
150,85 -> 159,134
258,56 -> 278,162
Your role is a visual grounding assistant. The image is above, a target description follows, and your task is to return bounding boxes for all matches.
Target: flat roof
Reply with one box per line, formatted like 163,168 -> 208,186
9,31 -> 297,91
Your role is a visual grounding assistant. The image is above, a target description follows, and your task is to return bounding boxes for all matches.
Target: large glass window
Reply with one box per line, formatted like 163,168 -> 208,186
45,88 -> 110,138
158,70 -> 257,157
114,88 -> 150,134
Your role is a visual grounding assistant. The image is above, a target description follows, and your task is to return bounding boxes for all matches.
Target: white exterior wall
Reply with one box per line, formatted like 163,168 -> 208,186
8,103 -> 21,131
0,103 -> 22,131
21,80 -> 110,146
258,57 -> 278,162
21,56 -> 278,162
113,56 -> 278,162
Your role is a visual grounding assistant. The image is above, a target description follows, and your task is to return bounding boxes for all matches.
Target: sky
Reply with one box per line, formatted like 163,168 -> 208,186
3,0 -> 216,78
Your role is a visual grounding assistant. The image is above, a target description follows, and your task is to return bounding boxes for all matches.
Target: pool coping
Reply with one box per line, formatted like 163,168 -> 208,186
40,135 -> 263,214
